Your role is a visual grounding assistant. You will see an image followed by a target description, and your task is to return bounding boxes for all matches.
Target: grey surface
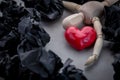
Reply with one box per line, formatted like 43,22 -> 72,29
43,10 -> 114,80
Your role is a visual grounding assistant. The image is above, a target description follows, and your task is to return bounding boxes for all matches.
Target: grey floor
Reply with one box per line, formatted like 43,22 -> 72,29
44,10 -> 115,80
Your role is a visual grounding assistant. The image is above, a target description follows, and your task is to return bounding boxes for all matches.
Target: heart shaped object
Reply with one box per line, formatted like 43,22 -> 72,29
65,26 -> 96,50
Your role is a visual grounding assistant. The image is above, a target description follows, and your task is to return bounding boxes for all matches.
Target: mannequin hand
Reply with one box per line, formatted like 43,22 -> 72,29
85,54 -> 98,66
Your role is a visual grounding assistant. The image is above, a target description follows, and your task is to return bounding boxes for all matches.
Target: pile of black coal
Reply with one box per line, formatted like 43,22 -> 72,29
112,54 -> 120,80
55,58 -> 87,80
0,0 -> 87,80
99,2 -> 120,80
22,0 -> 64,21
103,3 -> 120,53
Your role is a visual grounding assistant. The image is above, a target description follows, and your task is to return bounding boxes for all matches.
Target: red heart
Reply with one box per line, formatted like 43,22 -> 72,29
65,26 -> 96,50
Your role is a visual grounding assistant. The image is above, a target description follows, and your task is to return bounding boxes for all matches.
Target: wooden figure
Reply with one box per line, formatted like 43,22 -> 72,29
62,0 -> 118,66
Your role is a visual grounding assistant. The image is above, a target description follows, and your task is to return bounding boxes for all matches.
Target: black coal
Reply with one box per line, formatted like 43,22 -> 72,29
0,0 -> 87,80
112,54 -> 120,80
103,4 -> 120,53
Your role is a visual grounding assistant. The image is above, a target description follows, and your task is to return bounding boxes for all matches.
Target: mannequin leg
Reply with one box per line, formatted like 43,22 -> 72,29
102,0 -> 118,6
62,1 -> 81,12
62,12 -> 84,30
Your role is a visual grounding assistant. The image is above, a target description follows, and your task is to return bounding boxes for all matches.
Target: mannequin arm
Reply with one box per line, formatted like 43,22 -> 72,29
62,12 -> 84,29
62,1 -> 81,12
85,17 -> 103,66
102,0 -> 118,6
